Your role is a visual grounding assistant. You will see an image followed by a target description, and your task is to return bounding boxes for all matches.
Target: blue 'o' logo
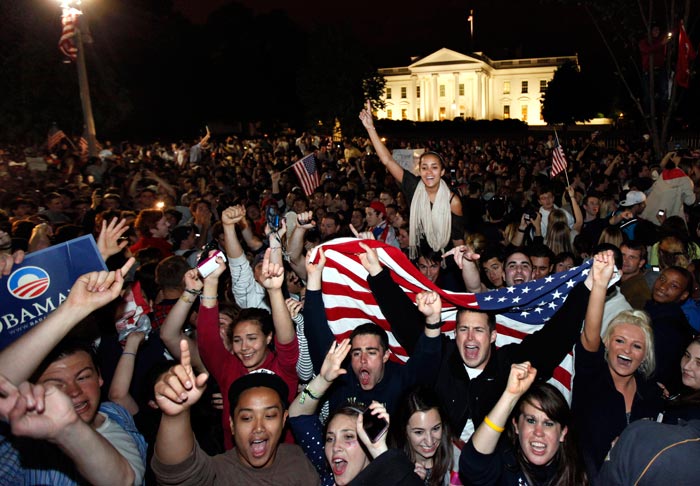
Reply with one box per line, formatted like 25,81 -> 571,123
7,266 -> 51,300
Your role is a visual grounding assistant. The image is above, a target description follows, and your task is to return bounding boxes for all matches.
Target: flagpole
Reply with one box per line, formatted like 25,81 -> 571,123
553,128 -> 571,187
59,1 -> 98,158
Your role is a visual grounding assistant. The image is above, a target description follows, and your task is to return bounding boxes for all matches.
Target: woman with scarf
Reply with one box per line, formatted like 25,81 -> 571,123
359,101 -> 464,259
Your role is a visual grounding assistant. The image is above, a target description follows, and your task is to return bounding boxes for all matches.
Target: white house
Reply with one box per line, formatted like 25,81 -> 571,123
378,48 -> 578,126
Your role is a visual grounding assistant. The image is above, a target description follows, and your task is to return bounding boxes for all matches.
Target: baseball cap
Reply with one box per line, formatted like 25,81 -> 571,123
369,201 -> 387,218
228,369 -> 290,413
619,190 -> 646,207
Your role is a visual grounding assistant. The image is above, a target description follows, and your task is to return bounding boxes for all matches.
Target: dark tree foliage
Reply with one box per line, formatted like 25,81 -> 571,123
541,61 -> 599,125
296,24 -> 384,135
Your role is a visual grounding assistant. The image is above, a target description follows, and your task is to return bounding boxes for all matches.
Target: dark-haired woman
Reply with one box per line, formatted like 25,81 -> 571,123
289,340 -> 424,486
460,362 -> 588,485
393,386 -> 455,485
196,249 -> 298,449
359,101 -> 463,257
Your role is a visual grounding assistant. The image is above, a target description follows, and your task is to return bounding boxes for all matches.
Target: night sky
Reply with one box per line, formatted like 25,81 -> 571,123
172,0 -> 606,68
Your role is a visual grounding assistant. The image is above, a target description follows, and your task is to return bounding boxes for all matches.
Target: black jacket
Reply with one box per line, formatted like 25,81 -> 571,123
373,273 -> 590,435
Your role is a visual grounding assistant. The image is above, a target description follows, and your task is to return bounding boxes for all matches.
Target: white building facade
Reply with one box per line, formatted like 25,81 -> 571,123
378,48 -> 578,126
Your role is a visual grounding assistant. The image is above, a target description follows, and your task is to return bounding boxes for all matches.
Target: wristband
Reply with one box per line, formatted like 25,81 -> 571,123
121,352 -> 137,357
425,321 -> 443,330
299,385 -> 321,404
517,228 -> 526,233
200,295 -> 217,300
484,415 -> 505,433
184,288 -> 202,295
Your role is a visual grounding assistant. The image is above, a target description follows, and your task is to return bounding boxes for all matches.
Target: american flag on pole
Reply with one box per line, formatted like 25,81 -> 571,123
551,137 -> 568,178
291,154 -> 320,196
59,7 -> 81,62
47,126 -> 67,151
311,238 -> 593,397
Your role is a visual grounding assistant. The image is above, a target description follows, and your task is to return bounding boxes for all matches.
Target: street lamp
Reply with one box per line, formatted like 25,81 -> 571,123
56,0 -> 98,157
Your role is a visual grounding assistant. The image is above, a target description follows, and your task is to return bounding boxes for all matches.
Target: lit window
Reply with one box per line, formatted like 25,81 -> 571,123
521,81 -> 528,94
503,81 -> 510,94
386,88 -> 392,99
387,109 -> 393,118
439,85 -> 445,97
540,80 -> 547,92
401,109 -> 407,120
521,105 -> 528,121
401,87 -> 407,98
503,105 -> 510,119
416,86 -> 421,98
439,107 -> 446,120
459,84 -> 465,96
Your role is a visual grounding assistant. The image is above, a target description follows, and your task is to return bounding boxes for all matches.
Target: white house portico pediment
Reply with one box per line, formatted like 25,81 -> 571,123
408,48 -> 485,70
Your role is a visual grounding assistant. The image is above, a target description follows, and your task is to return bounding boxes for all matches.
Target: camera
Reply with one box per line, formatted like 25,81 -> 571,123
197,250 -> 227,279
266,205 -> 281,232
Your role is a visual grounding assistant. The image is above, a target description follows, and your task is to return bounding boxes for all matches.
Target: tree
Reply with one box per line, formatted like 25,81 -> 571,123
554,0 -> 696,158
296,24 -> 383,134
541,61 -> 598,125
362,71 -> 386,112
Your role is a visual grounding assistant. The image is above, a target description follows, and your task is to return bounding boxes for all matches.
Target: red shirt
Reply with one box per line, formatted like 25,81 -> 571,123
129,236 -> 173,259
196,304 -> 299,450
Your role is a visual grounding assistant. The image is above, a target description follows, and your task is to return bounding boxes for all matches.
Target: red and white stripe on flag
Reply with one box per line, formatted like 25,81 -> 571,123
59,8 -> 81,61
311,238 -> 579,398
291,154 -> 320,196
551,144 -> 567,177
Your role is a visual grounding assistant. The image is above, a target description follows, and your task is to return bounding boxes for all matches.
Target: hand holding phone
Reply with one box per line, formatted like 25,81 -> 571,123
361,406 -> 389,444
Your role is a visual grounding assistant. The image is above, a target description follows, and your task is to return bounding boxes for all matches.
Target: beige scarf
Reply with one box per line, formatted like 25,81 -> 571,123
408,179 -> 452,259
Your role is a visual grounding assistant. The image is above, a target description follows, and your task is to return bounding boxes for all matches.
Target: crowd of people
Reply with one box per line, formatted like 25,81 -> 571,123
1,105 -> 700,485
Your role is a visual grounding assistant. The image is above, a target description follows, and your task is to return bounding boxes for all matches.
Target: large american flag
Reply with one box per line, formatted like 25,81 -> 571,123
59,7 -> 81,62
551,138 -> 568,178
311,238 -> 592,397
291,154 -> 320,196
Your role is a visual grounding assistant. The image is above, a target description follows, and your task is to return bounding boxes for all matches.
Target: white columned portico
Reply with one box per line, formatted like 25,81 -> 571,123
431,73 -> 439,121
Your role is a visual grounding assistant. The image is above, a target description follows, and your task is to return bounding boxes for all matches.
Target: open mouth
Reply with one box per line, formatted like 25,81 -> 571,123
360,369 -> 371,386
74,400 -> 89,415
463,344 -> 480,360
250,439 -> 268,458
616,354 -> 632,367
529,441 -> 547,455
332,458 -> 348,475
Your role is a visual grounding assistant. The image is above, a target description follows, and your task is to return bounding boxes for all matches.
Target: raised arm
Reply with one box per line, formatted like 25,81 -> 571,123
303,250 -> 336,372
359,100 -> 404,183
222,205 -> 268,310
159,269 -> 206,371
567,187 -> 584,233
287,211 -> 316,280
289,339 -> 350,418
0,375 -> 137,485
107,331 -> 145,415
222,205 -> 246,259
444,245 -> 485,293
154,340 -> 209,465
0,259 -> 135,384
469,362 -> 536,455
96,217 -> 130,262
259,248 -> 295,345
580,250 -> 615,352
